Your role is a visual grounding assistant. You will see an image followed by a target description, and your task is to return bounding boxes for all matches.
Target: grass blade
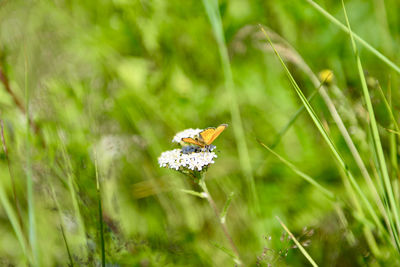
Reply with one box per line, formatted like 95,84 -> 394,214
258,141 -> 335,200
95,155 -> 106,267
305,0 -> 400,74
60,225 -> 74,267
270,81 -> 323,149
220,192 -> 235,224
341,0 -> 400,248
202,0 -> 259,212
0,119 -> 22,218
276,216 -> 318,267
58,130 -> 89,258
376,83 -> 400,133
210,241 -> 240,265
0,119 -> 30,261
24,47 -> 38,266
49,183 -> 74,267
387,83 -> 399,195
0,119 -> 25,231
257,28 -> 387,225
259,25 -> 386,240
377,83 -> 399,192
0,180 -> 30,262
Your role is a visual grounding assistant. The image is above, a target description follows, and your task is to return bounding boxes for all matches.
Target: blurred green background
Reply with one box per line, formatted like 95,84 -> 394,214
0,0 -> 399,266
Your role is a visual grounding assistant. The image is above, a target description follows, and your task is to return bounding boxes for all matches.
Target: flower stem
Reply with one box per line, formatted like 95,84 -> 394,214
198,177 -> 241,265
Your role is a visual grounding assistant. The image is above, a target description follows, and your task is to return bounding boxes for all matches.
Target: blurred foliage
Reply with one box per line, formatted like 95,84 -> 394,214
0,0 -> 399,266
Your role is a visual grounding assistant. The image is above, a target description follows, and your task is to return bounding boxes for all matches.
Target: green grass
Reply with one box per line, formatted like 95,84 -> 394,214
342,0 -> 400,249
24,47 -> 38,266
0,0 -> 400,265
276,216 -> 318,267
260,23 -> 390,255
202,0 -> 259,213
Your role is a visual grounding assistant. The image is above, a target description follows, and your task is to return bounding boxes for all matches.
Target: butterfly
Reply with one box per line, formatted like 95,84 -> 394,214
182,124 -> 228,148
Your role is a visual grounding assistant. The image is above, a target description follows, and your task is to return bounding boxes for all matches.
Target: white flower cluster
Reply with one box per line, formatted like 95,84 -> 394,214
158,127 -> 220,172
172,128 -> 203,143
158,149 -> 217,171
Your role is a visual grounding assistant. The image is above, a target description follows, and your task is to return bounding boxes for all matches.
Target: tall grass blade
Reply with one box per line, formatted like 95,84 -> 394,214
58,130 -> 89,258
270,82 -> 321,149
377,83 -> 399,189
49,183 -> 74,267
24,48 -> 38,266
0,180 -> 30,262
60,226 -> 74,267
334,204 -> 356,245
95,155 -> 106,267
257,28 -> 388,226
305,0 -> 400,74
276,216 -> 318,267
0,119 -> 30,261
202,0 -> 259,211
210,241 -> 240,264
258,141 -> 335,200
341,0 -> 400,249
387,83 -> 399,198
0,119 -> 23,227
259,25 -> 386,240
376,84 -> 400,133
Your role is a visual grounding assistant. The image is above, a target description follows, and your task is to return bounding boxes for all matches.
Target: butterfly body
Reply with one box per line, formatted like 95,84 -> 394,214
181,124 -> 227,148
181,144 -> 216,154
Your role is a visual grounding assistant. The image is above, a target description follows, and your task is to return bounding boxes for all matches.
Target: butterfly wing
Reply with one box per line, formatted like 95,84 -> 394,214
199,128 -> 216,144
182,137 -> 205,147
207,124 -> 227,145
200,124 -> 228,145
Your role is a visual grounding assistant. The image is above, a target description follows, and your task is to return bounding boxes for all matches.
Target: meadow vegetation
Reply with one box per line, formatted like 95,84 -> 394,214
0,0 -> 400,266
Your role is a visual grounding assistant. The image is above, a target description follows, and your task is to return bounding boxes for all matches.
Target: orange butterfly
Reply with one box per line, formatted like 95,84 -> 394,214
182,124 -> 228,147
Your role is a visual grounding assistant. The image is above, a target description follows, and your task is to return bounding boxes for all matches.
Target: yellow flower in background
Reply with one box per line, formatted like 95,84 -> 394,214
318,69 -> 334,85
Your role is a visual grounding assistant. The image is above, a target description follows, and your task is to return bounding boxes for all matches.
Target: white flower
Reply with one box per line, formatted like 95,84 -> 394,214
172,128 -> 203,143
158,148 -> 217,171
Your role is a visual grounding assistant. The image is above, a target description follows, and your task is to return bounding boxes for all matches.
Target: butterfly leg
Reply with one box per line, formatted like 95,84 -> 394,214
204,144 -> 216,152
